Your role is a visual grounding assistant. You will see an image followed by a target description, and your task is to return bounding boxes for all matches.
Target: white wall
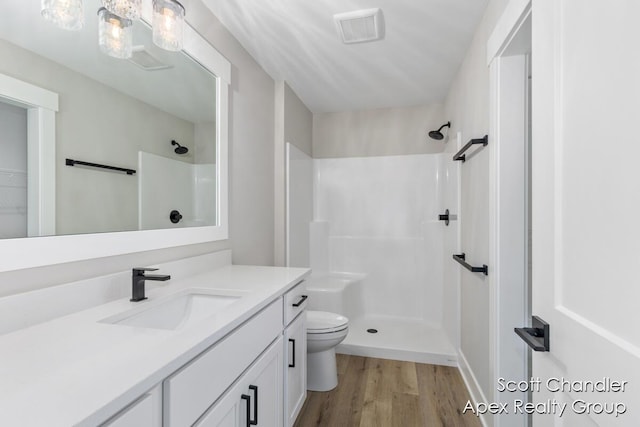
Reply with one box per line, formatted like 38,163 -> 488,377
0,101 -> 27,239
274,81 -> 313,266
443,0 -> 510,406
313,154 -> 445,325
0,0 -> 277,297
313,104 -> 446,158
285,143 -> 313,268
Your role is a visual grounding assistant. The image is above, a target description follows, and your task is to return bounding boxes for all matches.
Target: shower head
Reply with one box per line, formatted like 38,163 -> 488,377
171,140 -> 188,155
428,121 -> 451,141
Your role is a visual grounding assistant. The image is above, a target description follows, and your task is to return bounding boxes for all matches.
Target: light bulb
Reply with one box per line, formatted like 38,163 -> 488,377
152,0 -> 185,52
41,0 -> 84,31
98,8 -> 133,59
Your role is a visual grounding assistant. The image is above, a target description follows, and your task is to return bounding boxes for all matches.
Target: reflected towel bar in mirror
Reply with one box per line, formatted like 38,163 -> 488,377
65,158 -> 136,175
453,135 -> 488,162
452,253 -> 488,275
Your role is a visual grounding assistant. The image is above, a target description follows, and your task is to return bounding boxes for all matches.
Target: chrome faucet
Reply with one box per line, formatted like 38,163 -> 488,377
131,268 -> 171,302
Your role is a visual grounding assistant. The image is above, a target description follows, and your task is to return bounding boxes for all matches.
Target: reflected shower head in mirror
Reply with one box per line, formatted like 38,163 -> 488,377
171,140 -> 188,154
428,121 -> 451,140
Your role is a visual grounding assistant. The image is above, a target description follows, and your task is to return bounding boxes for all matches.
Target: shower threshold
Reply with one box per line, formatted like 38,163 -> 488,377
337,315 -> 457,366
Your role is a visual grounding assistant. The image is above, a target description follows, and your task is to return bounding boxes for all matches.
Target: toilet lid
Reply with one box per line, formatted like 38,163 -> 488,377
307,310 -> 349,333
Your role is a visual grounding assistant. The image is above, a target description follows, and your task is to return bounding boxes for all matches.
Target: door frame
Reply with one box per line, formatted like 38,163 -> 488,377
487,1 -> 532,426
0,73 -> 57,237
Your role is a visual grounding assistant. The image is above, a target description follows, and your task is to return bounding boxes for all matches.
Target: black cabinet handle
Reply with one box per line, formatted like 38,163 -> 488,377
241,394 -> 251,427
249,385 -> 258,425
292,295 -> 308,307
288,339 -> 296,368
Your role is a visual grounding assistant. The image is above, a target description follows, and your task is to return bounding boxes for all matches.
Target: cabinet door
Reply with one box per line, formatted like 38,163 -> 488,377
197,337 -> 283,427
284,313 -> 306,427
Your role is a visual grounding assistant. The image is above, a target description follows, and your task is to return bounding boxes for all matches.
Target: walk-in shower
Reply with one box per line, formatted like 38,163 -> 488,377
286,143 -> 460,365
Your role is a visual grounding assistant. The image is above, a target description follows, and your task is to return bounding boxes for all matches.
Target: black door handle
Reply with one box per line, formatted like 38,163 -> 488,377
515,316 -> 550,352
249,385 -> 258,425
288,339 -> 296,368
241,394 -> 251,427
292,295 -> 308,307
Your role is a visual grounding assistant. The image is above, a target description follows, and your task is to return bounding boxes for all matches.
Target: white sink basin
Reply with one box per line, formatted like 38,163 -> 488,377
101,289 -> 244,330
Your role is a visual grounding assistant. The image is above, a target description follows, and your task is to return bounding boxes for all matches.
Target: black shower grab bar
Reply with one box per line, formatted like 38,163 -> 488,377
452,253 -> 488,275
65,158 -> 136,175
453,135 -> 488,162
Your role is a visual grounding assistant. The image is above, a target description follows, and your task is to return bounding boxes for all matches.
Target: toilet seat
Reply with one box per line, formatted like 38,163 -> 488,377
307,310 -> 349,334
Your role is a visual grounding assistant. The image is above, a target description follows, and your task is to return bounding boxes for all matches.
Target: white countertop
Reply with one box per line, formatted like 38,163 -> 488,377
0,264 -> 310,426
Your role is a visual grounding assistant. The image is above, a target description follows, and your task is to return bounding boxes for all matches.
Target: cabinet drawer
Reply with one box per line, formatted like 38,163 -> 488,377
164,299 -> 283,427
284,281 -> 307,326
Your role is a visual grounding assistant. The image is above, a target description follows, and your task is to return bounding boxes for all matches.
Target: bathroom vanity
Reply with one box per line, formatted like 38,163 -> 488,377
0,253 -> 309,426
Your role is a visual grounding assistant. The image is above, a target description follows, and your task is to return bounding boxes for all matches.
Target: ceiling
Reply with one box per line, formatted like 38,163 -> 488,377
202,0 -> 489,113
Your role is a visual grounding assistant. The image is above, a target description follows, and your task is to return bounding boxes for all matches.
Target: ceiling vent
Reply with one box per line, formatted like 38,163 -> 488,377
334,8 -> 385,44
127,46 -> 172,71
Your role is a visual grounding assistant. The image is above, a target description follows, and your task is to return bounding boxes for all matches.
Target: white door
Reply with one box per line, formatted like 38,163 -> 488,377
531,1 -> 640,426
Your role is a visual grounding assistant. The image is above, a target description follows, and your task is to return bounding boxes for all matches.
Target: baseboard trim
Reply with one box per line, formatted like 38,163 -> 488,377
457,349 -> 491,427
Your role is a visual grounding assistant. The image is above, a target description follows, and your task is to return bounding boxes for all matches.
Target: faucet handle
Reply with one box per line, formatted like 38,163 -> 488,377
133,267 -> 159,275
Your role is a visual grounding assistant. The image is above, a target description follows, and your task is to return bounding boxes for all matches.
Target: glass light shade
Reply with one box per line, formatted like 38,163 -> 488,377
98,8 -> 133,59
101,0 -> 141,21
41,0 -> 84,31
152,0 -> 185,52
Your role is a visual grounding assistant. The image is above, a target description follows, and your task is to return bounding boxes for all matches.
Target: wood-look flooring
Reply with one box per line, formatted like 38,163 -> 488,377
294,354 -> 482,427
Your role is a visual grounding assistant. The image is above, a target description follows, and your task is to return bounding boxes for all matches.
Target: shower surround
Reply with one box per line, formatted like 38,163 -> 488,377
310,153 -> 459,365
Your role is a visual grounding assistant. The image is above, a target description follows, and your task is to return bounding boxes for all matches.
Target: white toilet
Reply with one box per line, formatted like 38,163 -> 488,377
306,310 -> 349,392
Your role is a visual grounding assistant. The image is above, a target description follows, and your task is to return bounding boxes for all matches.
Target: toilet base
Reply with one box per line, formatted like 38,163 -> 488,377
307,347 -> 338,392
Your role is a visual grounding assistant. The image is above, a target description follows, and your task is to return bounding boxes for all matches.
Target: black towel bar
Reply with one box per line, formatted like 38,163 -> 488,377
66,158 -> 136,175
453,135 -> 488,162
452,253 -> 488,275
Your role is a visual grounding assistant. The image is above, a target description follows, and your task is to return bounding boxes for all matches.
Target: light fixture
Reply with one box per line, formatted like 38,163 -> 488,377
98,7 -> 133,59
41,0 -> 85,31
152,0 -> 185,52
41,0 -> 187,57
101,0 -> 142,21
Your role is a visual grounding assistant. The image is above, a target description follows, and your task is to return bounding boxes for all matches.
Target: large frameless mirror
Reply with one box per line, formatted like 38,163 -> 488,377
0,0 -> 230,272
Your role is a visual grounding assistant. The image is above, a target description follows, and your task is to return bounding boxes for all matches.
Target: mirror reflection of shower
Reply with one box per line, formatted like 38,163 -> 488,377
428,121 -> 451,141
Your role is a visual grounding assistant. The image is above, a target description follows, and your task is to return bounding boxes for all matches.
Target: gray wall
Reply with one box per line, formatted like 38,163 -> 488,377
443,0 -> 509,403
274,81 -> 312,266
0,0 -> 277,297
312,104 -> 445,158
188,1 -> 277,266
0,39 -> 195,235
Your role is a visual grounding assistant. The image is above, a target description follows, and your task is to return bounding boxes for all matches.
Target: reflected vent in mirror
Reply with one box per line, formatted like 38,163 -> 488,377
128,46 -> 172,71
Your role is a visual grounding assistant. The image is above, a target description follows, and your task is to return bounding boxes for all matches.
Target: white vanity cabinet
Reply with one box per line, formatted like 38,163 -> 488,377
283,282 -> 307,427
163,299 -> 283,426
195,337 -> 283,427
